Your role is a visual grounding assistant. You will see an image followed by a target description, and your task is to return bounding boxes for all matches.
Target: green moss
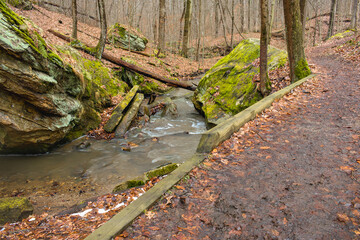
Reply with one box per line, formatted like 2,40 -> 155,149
329,30 -> 355,40
294,58 -> 311,82
116,69 -> 171,95
0,197 -> 33,225
146,163 -> 178,179
193,38 -> 287,125
107,23 -> 148,51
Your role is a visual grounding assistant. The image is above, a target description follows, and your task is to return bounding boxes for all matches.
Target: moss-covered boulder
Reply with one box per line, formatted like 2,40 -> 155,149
0,2 -> 118,153
116,68 -> 171,95
5,0 -> 32,10
108,23 -> 148,51
0,197 -> 33,225
193,38 -> 287,126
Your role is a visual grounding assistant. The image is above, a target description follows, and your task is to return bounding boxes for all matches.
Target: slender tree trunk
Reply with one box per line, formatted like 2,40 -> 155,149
300,0 -> 307,42
196,0 -> 202,61
178,1 -> 186,51
95,0 -> 107,59
158,0 -> 166,53
215,0 -> 220,37
350,0 -> 359,29
269,0 -> 276,36
230,0 -> 235,49
241,0 -> 245,32
260,0 -> 271,96
71,0 -> 78,39
248,0 -> 252,31
283,0 -> 311,82
182,0 -> 192,57
327,0 -> 337,39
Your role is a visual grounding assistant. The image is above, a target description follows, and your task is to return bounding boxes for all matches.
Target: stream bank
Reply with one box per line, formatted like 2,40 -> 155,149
0,86 -> 206,215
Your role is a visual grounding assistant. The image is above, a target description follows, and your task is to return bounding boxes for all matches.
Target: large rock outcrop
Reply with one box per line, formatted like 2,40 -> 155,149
0,2 -> 124,153
192,38 -> 287,126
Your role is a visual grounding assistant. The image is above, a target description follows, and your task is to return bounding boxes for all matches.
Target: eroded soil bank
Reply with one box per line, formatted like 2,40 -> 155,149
124,39 -> 360,239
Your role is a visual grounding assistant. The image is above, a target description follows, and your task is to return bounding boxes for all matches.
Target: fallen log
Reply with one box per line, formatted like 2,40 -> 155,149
104,85 -> 139,133
115,93 -> 144,137
48,29 -> 195,91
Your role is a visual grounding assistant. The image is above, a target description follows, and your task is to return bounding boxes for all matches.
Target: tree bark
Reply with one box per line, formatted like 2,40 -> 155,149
215,0 -> 220,37
196,0 -> 202,61
71,0 -> 77,40
327,0 -> 337,39
182,0 -> 192,57
48,30 -> 196,91
350,0 -> 359,29
260,0 -> 271,96
95,0 -> 107,60
158,0 -> 166,53
283,0 -> 311,82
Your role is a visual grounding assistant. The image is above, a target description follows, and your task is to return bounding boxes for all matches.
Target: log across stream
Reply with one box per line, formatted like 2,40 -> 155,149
0,86 -> 206,214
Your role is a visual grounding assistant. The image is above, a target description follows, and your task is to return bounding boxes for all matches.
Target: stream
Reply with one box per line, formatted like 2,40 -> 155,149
0,87 -> 206,214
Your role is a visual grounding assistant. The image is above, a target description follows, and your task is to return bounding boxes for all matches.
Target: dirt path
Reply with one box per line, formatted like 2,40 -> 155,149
122,41 -> 360,239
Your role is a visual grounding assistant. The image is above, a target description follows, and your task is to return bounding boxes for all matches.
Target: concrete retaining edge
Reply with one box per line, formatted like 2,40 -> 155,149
85,74 -> 316,240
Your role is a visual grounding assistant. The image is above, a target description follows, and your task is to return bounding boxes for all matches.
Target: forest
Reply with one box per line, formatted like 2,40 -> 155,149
0,0 -> 359,239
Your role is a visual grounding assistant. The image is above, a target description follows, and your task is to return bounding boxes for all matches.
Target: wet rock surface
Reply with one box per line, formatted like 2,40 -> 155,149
125,41 -> 360,239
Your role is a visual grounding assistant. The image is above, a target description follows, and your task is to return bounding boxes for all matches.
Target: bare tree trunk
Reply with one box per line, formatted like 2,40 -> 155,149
178,1 -> 186,51
196,0 -> 202,61
350,0 -> 359,29
260,0 -> 271,96
248,0 -> 252,31
230,0 -> 235,49
182,0 -> 192,57
95,0 -> 107,59
215,0 -> 220,37
241,0 -> 245,32
269,0 -> 276,40
327,0 -> 337,39
158,0 -> 166,53
283,0 -> 311,82
71,0 -> 78,40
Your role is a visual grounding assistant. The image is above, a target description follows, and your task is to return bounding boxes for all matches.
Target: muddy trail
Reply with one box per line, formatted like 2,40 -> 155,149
123,42 -> 360,239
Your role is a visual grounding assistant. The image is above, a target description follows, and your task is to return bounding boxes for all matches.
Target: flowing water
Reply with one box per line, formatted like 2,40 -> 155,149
0,87 -> 206,212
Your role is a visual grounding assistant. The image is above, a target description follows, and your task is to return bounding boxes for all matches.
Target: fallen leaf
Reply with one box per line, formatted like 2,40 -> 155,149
260,146 -> 271,150
337,213 -> 350,223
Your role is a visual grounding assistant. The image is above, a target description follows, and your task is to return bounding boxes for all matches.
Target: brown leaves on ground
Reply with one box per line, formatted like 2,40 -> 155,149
0,177 -> 162,239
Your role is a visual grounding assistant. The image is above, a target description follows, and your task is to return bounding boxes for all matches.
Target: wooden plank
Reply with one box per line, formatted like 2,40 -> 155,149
84,153 -> 205,240
197,74 -> 317,153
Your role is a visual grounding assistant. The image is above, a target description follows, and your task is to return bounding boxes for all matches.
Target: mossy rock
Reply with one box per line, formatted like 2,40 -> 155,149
112,163 -> 179,193
115,69 -> 172,95
0,197 -> 33,225
329,30 -> 355,40
112,175 -> 147,193
0,4 -> 124,153
192,38 -> 287,126
146,163 -> 179,179
5,0 -> 32,10
108,23 -> 148,51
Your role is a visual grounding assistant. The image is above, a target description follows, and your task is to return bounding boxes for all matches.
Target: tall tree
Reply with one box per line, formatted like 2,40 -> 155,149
196,0 -> 202,61
71,0 -> 77,40
95,0 -> 107,59
350,0 -> 359,30
260,0 -> 271,96
283,0 -> 311,82
327,0 -> 337,39
158,0 -> 166,53
182,0 -> 192,57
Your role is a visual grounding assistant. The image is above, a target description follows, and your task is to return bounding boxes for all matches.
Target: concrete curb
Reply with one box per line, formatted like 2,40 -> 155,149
85,74 -> 316,240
